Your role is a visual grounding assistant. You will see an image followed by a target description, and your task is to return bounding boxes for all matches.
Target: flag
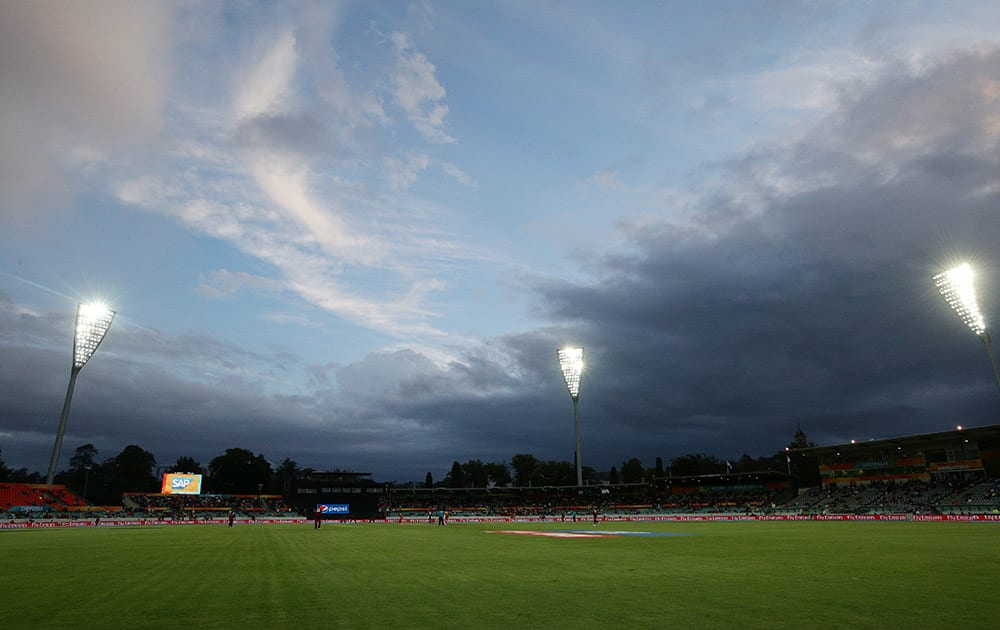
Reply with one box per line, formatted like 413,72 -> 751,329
726,461 -> 733,472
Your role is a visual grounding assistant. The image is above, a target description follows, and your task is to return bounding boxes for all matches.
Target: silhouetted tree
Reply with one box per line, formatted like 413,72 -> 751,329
170,456 -> 202,474
510,454 -> 538,487
445,461 -> 466,488
208,448 -> 272,494
424,471 -> 433,488
63,444 -> 100,499
609,466 -> 619,484
482,461 -> 511,487
110,445 -> 158,491
533,460 -> 577,486
6,467 -> 43,483
70,444 -> 98,472
76,445 -> 158,504
621,457 -> 645,484
462,459 -> 486,487
670,453 -> 724,477
272,458 -> 300,496
452,460 -> 512,487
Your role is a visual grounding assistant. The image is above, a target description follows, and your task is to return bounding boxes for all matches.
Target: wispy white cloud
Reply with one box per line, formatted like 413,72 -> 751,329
102,15 -> 491,341
198,269 -> 286,299
586,169 -> 623,191
440,162 -> 475,187
248,153 -> 378,264
390,31 -> 455,144
234,29 -> 299,122
384,153 -> 431,190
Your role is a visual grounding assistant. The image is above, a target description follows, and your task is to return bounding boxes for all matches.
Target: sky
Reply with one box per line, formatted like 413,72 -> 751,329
3,1 -> 1000,483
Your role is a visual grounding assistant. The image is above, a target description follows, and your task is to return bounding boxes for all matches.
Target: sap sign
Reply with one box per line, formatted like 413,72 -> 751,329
161,473 -> 203,495
318,504 -> 349,514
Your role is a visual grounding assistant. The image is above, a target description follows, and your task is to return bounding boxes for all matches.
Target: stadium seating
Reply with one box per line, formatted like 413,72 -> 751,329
123,492 -> 290,517
379,478 -> 1000,519
0,483 -> 86,512
5,477 -> 1000,520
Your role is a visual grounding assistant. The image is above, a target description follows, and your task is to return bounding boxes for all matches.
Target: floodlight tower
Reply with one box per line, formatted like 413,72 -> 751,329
46,303 -> 116,485
933,263 -> 1000,393
557,346 -> 585,487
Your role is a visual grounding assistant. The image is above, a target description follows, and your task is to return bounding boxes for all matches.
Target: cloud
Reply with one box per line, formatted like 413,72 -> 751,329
390,31 -> 456,144
0,292 -> 558,480
526,46 -> 1000,456
234,29 -> 299,122
9,7 -> 1000,484
384,153 -> 431,190
440,162 -> 476,187
586,169 -> 623,190
247,154 -> 378,263
197,270 -> 287,299
4,3 -> 484,345
106,18 -> 487,340
0,1 -> 171,219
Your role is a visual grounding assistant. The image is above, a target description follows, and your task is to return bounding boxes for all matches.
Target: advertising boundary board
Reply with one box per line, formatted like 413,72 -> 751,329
388,513 -> 1000,524
0,518 -> 307,529
4,513 -> 1000,529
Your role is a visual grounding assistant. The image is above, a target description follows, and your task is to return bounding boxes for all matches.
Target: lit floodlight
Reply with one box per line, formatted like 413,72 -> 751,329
557,346 -> 584,400
933,264 -> 986,336
46,303 -> 116,484
557,346 -> 585,487
73,303 -> 116,369
933,263 -> 1000,393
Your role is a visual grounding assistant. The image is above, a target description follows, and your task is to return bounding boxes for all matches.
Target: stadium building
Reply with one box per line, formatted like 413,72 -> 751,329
292,470 -> 386,520
791,424 -> 1000,486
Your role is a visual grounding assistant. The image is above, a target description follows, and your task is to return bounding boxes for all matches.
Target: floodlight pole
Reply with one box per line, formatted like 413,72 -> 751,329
45,303 -> 115,486
557,347 -> 584,488
46,367 -> 81,485
572,396 -> 582,488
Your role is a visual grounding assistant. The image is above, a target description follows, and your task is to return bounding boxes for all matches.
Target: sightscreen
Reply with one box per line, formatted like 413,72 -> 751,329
161,473 -> 203,495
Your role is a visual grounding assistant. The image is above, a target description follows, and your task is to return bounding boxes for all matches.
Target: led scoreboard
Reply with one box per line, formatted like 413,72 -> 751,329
161,473 -> 203,495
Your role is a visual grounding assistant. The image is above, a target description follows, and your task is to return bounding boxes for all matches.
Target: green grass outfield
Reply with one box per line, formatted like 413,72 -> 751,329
2,520 -> 999,629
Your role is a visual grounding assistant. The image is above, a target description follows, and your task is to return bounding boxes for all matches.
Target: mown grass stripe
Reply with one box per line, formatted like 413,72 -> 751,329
1,521 -> 998,629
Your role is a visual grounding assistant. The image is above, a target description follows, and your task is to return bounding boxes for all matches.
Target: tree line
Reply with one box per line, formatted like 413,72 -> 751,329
0,445 -> 301,506
2,441 -> 814,506
417,448 -> 811,489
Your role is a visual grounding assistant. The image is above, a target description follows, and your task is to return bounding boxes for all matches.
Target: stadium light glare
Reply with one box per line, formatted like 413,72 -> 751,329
934,264 -> 986,335
933,263 -> 1000,393
557,346 -> 585,487
46,303 -> 116,485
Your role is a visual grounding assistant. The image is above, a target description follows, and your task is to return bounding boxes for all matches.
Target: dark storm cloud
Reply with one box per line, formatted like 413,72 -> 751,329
0,294 -> 571,481
4,48 -> 1000,482
527,47 -> 1000,462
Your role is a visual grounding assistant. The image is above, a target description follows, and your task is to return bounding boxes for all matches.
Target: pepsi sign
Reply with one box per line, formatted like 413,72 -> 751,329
318,504 -> 349,514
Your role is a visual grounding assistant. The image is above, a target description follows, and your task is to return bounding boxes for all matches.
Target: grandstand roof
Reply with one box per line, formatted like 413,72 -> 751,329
791,423 -> 1000,457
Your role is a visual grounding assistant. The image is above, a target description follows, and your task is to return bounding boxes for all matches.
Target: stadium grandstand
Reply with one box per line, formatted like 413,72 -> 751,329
793,424 -> 1000,484
1,483 -> 89,514
122,492 -> 290,519
4,425 -> 1000,524
290,470 -> 386,520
